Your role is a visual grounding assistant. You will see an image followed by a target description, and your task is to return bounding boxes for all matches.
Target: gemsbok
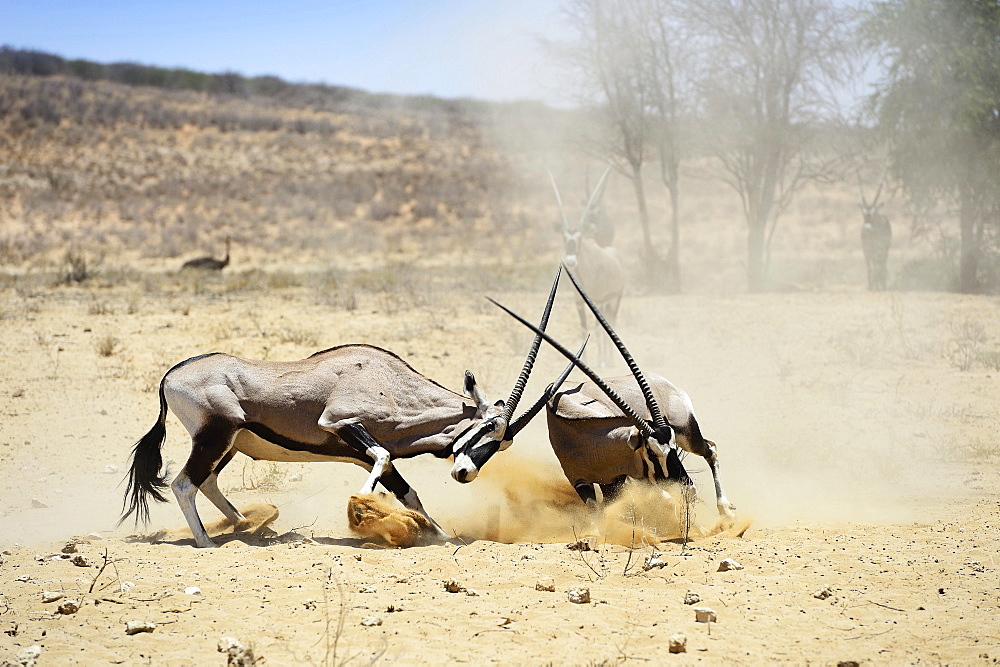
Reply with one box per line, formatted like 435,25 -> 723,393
121,269 -> 576,548
550,166 -> 625,365
859,173 -> 891,291
489,267 -> 736,540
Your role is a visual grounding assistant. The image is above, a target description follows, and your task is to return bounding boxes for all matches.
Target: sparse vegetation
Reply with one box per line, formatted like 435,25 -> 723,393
95,333 -> 121,357
945,317 -> 988,371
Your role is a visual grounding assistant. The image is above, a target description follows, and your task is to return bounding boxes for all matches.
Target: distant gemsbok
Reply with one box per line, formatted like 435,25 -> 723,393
489,267 -> 736,539
550,166 -> 625,365
121,269 -> 578,548
859,174 -> 891,291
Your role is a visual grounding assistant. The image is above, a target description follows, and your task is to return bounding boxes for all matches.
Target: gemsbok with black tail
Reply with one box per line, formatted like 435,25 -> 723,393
489,267 -> 736,540
122,269 -> 574,548
550,166 -> 625,365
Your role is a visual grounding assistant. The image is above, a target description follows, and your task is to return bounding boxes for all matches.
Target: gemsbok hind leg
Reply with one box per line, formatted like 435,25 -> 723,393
172,420 -> 240,548
197,448 -> 246,526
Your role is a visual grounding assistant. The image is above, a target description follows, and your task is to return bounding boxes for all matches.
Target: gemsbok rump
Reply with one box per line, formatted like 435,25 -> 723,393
121,269 -> 575,548
550,166 -> 625,364
489,267 -> 736,539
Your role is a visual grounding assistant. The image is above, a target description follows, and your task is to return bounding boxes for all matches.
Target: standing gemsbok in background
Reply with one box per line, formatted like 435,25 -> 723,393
489,267 -> 736,538
859,172 -> 892,291
121,270 -> 574,548
550,166 -> 625,365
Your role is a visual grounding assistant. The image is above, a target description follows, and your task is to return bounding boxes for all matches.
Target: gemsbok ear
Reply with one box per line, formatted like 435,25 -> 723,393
463,370 -> 492,415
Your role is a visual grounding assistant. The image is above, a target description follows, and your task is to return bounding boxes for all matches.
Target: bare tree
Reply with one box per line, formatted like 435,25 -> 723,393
688,0 -> 856,291
556,0 -> 664,284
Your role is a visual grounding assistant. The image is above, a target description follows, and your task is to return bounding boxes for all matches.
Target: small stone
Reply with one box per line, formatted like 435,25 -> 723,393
125,620 -> 156,635
15,575 -> 30,582
359,585 -> 377,594
643,553 -> 667,571
465,589 -> 480,597
360,615 -> 383,626
57,599 -> 80,615
289,472 -> 303,482
218,637 -> 256,666
61,541 -> 78,554
813,586 -> 834,600
30,499 -> 48,509
443,579 -> 466,593
567,537 -> 598,552
669,633 -> 687,654
41,591 -> 64,603
693,606 -> 717,623
103,464 -> 119,474
13,645 -> 42,667
683,590 -> 701,605
567,587 -> 591,604
71,554 -> 90,567
535,577 -> 556,592
184,586 -> 202,596
717,558 -> 743,572
967,560 -> 986,573
87,532 -> 104,541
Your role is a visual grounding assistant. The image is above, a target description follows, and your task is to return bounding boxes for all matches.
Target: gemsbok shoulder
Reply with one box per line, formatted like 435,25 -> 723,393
489,267 -> 736,540
121,269 -> 574,548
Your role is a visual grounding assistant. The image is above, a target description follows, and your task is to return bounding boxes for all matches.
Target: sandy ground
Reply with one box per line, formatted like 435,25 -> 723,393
1,276 -> 999,664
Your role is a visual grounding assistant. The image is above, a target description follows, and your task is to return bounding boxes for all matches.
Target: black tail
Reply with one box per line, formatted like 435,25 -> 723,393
119,380 -> 171,526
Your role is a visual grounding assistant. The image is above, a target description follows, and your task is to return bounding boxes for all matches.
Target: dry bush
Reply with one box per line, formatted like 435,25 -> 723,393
945,317 -> 988,371
95,333 -> 121,357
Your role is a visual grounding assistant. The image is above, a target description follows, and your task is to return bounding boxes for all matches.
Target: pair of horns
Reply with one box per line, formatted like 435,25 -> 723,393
500,265 -> 588,441
549,165 -> 613,231
489,265 -> 671,445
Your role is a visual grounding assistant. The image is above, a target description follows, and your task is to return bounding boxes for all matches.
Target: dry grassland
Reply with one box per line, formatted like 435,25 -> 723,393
1,74 -> 999,664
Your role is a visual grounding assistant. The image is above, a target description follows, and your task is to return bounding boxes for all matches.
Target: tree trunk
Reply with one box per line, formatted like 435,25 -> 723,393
958,185 -> 981,293
666,183 -> 681,292
629,164 -> 665,288
747,219 -> 767,292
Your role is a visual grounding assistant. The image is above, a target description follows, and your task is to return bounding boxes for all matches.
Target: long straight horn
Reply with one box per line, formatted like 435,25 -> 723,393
562,265 -> 668,430
581,165 -> 613,225
501,265 -> 562,427
548,168 -> 570,230
506,335 -> 589,438
856,170 -> 869,209
488,298 -> 658,442
872,167 -> 888,207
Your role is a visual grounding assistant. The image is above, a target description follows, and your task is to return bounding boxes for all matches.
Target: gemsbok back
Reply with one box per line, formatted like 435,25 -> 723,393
550,166 -> 625,365
489,267 -> 736,541
121,269 -> 575,548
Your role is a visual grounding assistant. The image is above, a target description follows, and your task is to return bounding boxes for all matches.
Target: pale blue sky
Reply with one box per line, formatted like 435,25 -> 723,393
1,0 -> 570,103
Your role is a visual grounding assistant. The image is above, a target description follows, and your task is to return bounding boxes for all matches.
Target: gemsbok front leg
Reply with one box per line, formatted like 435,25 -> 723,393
318,415 -> 450,539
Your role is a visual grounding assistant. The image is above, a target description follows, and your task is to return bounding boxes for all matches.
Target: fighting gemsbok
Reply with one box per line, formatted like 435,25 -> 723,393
121,269 -> 576,548
489,267 -> 736,539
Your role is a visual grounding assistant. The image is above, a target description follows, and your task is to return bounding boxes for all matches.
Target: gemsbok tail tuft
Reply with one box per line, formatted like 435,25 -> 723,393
119,379 -> 171,526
